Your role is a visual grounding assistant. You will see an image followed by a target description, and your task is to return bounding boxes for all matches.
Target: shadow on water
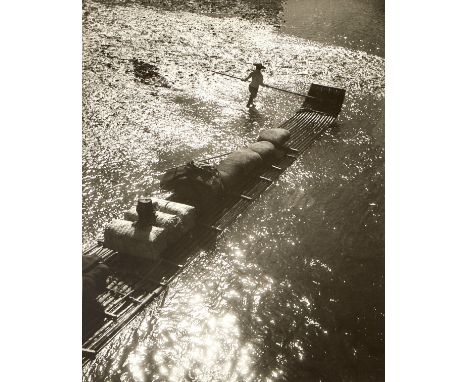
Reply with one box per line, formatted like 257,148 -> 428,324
237,106 -> 268,133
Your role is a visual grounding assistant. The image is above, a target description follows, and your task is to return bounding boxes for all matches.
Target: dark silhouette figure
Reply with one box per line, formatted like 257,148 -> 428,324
244,63 -> 266,108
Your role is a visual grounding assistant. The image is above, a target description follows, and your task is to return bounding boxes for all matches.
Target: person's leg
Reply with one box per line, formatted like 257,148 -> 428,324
247,86 -> 253,107
247,86 -> 258,107
247,94 -> 254,107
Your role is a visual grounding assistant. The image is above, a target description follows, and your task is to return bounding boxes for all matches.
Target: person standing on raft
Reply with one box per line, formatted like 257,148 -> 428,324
244,63 -> 266,108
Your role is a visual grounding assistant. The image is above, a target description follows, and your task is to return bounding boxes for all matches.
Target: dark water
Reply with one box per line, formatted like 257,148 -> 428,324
282,0 -> 384,57
82,0 -> 384,380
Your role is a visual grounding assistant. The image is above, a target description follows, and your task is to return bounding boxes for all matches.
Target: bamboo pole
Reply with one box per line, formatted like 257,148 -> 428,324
209,70 -> 318,100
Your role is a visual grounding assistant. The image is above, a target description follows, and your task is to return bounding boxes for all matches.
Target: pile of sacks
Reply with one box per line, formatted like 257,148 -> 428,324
217,128 -> 290,189
103,198 -> 196,260
159,128 -> 291,202
82,254 -> 110,334
102,128 -> 290,260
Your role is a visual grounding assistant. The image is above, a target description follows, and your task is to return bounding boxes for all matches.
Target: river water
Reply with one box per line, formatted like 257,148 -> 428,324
82,0 -> 384,380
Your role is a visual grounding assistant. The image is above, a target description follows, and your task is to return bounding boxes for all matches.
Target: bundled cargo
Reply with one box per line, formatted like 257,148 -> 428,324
103,219 -> 171,260
150,198 -> 196,231
124,208 -> 183,241
217,148 -> 263,189
160,162 -> 224,207
257,128 -> 291,147
247,141 -> 285,164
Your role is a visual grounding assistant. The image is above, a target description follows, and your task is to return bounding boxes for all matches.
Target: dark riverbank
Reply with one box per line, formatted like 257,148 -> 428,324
87,0 -> 285,22
87,0 -> 384,57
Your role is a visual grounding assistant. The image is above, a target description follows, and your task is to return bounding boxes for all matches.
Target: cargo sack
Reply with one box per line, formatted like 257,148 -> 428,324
151,198 -> 196,230
123,208 -> 183,242
247,141 -> 285,164
104,219 -> 171,260
160,161 -> 224,206
217,148 -> 263,189
257,128 -> 291,147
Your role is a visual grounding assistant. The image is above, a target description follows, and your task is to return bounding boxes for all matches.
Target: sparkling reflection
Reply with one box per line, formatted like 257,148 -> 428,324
83,0 -> 384,380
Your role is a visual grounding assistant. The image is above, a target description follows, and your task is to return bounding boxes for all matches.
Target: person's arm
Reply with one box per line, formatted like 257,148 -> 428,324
244,71 -> 253,81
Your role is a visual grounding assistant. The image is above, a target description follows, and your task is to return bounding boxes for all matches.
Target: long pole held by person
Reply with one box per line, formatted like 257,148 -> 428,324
209,67 -> 318,104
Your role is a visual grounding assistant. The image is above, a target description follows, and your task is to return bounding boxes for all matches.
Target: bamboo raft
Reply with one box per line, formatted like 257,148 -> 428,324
82,83 -> 346,365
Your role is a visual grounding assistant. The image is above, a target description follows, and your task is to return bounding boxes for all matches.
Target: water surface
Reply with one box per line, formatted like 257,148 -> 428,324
282,0 -> 384,56
82,1 -> 384,380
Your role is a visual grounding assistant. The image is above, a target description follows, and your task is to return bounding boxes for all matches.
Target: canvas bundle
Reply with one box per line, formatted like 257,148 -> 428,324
104,219 -> 171,260
124,208 -> 183,240
257,128 -> 291,147
217,148 -> 263,189
247,140 -> 285,163
160,161 -> 224,206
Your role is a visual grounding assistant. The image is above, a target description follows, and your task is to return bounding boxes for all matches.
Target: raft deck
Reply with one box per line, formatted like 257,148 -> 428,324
82,83 -> 346,364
